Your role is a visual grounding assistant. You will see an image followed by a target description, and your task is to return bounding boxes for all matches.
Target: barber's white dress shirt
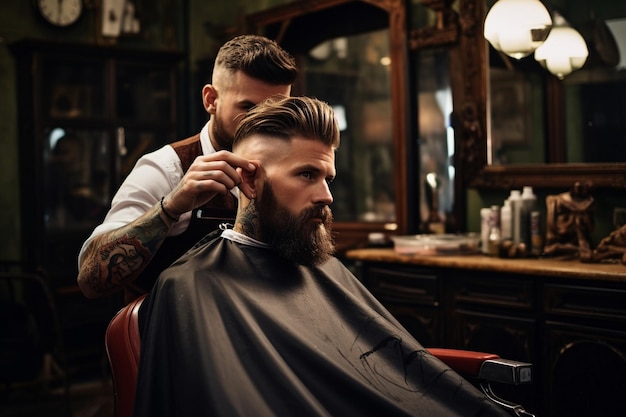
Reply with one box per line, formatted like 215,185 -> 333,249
77,122 -> 239,267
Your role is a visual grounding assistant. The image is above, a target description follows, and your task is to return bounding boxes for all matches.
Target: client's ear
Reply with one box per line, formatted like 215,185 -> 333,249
237,163 -> 258,200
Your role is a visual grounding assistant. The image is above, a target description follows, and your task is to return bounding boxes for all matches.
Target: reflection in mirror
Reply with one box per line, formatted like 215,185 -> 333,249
407,0 -> 460,231
304,30 -> 396,223
563,15 -> 626,163
416,48 -> 455,231
488,0 -> 626,166
488,55 -> 546,165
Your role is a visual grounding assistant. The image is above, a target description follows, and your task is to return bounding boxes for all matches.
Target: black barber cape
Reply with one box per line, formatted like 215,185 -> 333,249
133,233 -> 508,417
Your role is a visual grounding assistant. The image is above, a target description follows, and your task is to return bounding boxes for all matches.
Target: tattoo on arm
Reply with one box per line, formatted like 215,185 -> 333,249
79,207 -> 170,296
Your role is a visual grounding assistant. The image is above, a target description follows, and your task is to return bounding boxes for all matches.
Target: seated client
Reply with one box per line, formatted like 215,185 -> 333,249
133,96 -> 508,417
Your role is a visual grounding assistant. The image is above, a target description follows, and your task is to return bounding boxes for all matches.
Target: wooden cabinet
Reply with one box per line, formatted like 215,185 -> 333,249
10,40 -> 182,377
366,265 -> 442,346
347,249 -> 626,417
543,282 -> 626,417
448,271 -> 538,412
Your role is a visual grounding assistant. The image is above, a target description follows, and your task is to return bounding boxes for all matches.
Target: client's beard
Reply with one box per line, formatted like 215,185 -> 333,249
257,180 -> 335,266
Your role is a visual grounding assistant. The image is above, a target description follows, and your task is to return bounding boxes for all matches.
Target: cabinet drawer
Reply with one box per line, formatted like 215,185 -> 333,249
386,304 -> 441,346
452,273 -> 535,311
366,266 -> 439,306
545,283 -> 626,322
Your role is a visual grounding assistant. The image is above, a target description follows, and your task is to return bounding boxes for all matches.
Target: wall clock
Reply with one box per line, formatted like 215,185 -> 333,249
35,0 -> 84,27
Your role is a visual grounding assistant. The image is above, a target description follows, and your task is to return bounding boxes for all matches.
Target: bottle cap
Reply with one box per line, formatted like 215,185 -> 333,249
509,189 -> 521,199
521,186 -> 536,199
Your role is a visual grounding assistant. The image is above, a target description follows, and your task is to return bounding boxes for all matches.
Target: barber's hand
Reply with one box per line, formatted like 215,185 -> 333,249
163,150 -> 256,217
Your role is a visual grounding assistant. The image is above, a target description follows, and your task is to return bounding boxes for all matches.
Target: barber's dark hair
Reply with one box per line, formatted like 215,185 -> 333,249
233,96 -> 340,149
215,35 -> 298,86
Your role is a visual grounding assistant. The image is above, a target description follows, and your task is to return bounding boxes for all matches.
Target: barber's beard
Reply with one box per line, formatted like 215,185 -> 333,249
257,181 -> 335,266
211,113 -> 233,151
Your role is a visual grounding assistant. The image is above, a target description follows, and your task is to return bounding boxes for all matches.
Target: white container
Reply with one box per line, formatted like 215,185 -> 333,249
508,190 -> 522,244
391,234 -> 480,256
486,205 -> 501,256
481,207 -> 491,254
500,199 -> 512,240
521,186 -> 536,205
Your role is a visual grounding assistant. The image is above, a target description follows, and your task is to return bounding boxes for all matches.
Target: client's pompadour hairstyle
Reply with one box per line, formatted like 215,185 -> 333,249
233,96 -> 340,149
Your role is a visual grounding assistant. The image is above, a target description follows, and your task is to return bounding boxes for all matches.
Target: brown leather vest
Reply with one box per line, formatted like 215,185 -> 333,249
125,134 -> 237,303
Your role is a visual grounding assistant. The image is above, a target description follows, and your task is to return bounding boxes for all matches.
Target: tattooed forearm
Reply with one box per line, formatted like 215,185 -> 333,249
99,239 -> 149,290
77,204 -> 171,298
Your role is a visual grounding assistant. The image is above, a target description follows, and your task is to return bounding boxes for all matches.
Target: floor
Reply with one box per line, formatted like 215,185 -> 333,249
0,357 -> 115,417
1,380 -> 114,417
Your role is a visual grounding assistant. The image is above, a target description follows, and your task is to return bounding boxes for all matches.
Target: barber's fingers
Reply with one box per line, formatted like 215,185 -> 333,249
191,151 -> 256,174
165,152 -> 257,214
186,168 -> 246,193
165,173 -> 231,216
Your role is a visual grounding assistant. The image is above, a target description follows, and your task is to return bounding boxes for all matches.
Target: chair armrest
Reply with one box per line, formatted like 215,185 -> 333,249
427,348 -> 500,377
427,348 -> 532,385
479,358 -> 533,385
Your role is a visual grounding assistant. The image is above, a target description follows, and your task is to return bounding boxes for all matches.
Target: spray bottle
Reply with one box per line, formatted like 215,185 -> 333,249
500,198 -> 512,241
508,190 -> 522,245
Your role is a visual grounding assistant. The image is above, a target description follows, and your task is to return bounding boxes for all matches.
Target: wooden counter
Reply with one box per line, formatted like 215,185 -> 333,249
345,248 -> 626,283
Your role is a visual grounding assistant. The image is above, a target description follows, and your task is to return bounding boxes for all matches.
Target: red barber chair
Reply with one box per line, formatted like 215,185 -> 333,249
105,295 -> 535,417
105,294 -> 145,417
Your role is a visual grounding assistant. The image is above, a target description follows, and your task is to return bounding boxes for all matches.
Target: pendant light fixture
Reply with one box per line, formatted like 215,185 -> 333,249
534,12 -> 589,79
484,0 -> 553,59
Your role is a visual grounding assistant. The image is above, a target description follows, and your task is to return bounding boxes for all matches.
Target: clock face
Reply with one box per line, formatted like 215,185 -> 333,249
36,0 -> 83,27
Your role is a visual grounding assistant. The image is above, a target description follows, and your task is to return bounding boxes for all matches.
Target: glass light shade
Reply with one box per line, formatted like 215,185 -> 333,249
484,0 -> 553,60
534,14 -> 589,79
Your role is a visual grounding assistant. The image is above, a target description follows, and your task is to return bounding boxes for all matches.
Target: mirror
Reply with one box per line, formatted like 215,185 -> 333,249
489,1 -> 626,166
304,29 -> 396,225
458,0 -> 626,189
407,0 -> 462,232
247,0 -> 412,251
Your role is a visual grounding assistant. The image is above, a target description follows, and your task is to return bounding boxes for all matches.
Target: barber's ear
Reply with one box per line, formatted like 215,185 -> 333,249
237,163 -> 258,200
202,84 -> 217,114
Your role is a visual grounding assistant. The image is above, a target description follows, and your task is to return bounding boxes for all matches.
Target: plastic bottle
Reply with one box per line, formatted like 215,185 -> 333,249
508,190 -> 522,245
480,207 -> 491,254
520,186 -> 537,248
529,211 -> 543,256
500,199 -> 512,241
486,205 -> 501,256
